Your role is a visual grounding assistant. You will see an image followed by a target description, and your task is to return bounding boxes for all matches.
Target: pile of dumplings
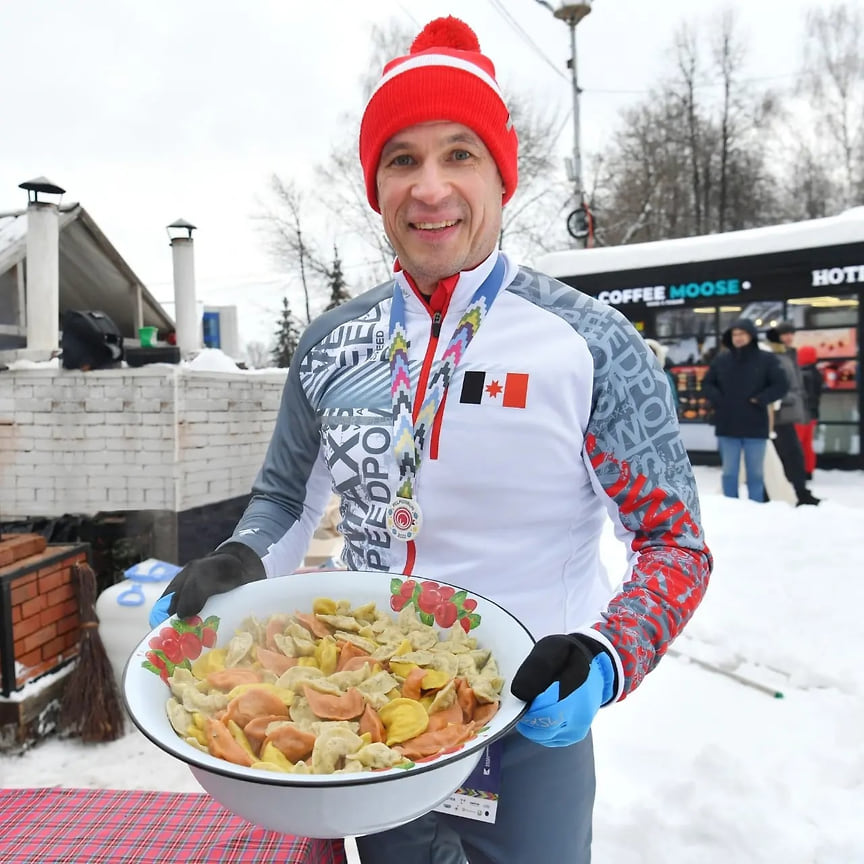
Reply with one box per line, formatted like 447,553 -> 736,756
164,597 -> 504,775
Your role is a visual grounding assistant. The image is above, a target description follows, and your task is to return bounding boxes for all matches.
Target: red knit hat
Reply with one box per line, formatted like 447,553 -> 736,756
797,345 -> 818,366
359,16 -> 519,213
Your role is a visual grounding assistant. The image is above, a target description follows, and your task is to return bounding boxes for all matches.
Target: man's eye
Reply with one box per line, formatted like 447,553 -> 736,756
390,154 -> 414,166
452,149 -> 472,161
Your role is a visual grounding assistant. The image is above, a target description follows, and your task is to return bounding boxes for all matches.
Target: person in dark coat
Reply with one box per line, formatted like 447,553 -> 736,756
765,322 -> 820,505
795,344 -> 822,479
702,318 -> 788,501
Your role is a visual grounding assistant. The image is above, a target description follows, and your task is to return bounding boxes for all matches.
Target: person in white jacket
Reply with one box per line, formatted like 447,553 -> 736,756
152,16 -> 712,863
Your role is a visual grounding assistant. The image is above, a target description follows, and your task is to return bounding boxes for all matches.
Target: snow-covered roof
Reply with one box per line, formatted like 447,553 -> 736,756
536,207 -> 864,278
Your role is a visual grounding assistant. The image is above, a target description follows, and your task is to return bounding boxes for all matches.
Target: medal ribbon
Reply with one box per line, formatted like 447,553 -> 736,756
389,255 -> 506,504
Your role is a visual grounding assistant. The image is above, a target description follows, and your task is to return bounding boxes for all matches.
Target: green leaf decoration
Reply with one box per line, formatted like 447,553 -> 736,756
390,578 -> 403,596
142,660 -> 162,676
467,612 -> 481,630
395,760 -> 415,770
202,616 -> 220,632
171,619 -> 198,635
450,590 -> 468,607
418,610 -> 435,627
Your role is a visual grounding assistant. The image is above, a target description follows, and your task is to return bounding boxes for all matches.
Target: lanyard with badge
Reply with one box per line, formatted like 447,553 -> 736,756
387,255 -> 507,823
386,255 -> 506,542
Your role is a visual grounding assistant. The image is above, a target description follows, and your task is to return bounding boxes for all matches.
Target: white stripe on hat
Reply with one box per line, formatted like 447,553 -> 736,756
371,52 -> 507,103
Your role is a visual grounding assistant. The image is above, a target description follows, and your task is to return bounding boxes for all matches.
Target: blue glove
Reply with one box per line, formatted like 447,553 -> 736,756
510,634 -> 616,747
149,593 -> 173,629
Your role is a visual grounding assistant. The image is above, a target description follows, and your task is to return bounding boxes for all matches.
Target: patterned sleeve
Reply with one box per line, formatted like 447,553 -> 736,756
579,304 -> 713,702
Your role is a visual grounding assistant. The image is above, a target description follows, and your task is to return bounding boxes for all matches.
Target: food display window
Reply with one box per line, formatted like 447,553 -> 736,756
669,365 -> 713,423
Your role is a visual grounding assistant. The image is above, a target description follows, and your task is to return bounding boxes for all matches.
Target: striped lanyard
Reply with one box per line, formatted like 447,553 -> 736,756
386,255 -> 505,540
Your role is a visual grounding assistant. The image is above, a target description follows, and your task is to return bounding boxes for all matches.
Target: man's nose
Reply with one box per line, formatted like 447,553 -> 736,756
411,163 -> 451,205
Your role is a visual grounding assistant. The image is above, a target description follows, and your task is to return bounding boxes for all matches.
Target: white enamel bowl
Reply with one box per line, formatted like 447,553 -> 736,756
123,570 -> 533,839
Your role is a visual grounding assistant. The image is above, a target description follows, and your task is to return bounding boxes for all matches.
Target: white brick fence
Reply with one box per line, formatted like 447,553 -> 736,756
0,365 -> 288,559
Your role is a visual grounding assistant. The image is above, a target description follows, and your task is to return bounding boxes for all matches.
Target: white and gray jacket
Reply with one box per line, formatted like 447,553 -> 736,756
228,251 -> 712,702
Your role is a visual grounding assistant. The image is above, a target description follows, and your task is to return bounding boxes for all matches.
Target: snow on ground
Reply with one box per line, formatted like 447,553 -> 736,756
2,465 -> 862,863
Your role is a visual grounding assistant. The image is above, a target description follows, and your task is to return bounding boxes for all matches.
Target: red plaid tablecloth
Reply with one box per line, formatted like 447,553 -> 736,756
0,788 -> 347,864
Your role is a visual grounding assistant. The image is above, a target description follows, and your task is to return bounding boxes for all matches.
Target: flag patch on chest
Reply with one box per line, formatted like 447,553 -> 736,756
459,371 -> 529,408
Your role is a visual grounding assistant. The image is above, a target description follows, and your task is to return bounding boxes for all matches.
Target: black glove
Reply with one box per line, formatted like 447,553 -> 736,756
510,634 -> 617,747
154,542 -> 266,623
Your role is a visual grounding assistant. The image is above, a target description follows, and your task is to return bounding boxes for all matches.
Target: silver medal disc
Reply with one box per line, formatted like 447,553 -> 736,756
386,496 -> 423,541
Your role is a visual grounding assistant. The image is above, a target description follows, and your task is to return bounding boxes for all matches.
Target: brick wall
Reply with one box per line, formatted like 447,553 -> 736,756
0,365 -> 287,518
175,369 -> 283,511
1,544 -> 89,693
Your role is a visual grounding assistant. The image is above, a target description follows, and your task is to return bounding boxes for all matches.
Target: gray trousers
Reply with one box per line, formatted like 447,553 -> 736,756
355,731 -> 595,864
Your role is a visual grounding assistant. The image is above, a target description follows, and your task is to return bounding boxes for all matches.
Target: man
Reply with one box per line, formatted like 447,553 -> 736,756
152,17 -> 712,863
701,319 -> 788,502
765,322 -> 820,506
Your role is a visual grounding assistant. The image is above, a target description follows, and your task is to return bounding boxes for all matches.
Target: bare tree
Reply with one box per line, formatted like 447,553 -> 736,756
594,12 -> 781,245
798,2 -> 864,208
675,24 -> 705,234
264,178 -> 327,324
712,9 -> 747,231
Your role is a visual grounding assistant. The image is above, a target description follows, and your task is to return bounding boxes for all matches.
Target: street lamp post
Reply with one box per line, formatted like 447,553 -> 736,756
535,1 -> 594,245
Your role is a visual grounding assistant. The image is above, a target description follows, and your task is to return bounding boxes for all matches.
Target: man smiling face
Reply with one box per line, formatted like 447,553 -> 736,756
376,121 -> 505,295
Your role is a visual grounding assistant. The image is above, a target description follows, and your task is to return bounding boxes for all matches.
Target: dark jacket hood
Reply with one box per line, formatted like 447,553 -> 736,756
721,317 -> 759,349
766,321 -> 795,343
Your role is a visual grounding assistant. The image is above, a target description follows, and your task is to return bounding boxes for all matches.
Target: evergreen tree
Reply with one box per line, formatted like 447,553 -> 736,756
324,245 -> 352,311
271,295 -> 302,368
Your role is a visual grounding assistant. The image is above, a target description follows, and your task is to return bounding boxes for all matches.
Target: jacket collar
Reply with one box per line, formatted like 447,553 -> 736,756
393,249 -> 501,318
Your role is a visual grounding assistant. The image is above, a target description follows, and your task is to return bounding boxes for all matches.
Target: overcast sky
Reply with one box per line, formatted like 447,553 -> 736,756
1,0 -> 822,348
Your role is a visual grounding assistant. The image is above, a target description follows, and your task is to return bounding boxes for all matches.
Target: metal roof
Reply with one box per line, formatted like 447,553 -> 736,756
0,204 -> 174,343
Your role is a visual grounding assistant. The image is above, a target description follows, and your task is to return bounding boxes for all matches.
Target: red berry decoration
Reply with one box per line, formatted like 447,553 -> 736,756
146,650 -> 167,672
437,586 -> 455,601
159,633 -> 183,664
459,617 -> 472,633
179,631 -> 203,660
462,598 -> 478,612
201,627 -> 217,648
434,601 -> 459,628
390,594 -> 409,612
417,586 -> 442,614
399,579 -> 417,598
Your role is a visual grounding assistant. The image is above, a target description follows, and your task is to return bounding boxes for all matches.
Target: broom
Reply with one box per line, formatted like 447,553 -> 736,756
60,561 -> 126,742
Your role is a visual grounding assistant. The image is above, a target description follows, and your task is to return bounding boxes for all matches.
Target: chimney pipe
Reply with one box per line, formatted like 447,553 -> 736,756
20,177 -> 65,355
166,219 -> 200,355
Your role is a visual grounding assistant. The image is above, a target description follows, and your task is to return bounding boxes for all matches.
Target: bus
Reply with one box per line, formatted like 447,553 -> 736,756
536,208 -> 864,469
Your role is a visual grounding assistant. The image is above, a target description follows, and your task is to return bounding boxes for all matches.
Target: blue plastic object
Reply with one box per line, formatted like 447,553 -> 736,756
148,593 -> 174,629
516,652 -> 615,747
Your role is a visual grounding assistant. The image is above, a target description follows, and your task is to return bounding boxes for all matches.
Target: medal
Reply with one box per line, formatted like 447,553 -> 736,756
387,255 -> 505,543
386,496 -> 423,541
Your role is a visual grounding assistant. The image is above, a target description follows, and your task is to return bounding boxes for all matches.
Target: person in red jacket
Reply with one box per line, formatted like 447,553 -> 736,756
795,344 -> 823,479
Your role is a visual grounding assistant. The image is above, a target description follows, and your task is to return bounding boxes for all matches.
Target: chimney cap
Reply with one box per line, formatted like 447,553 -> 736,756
167,218 -> 197,231
19,176 -> 66,196
167,218 -> 197,241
